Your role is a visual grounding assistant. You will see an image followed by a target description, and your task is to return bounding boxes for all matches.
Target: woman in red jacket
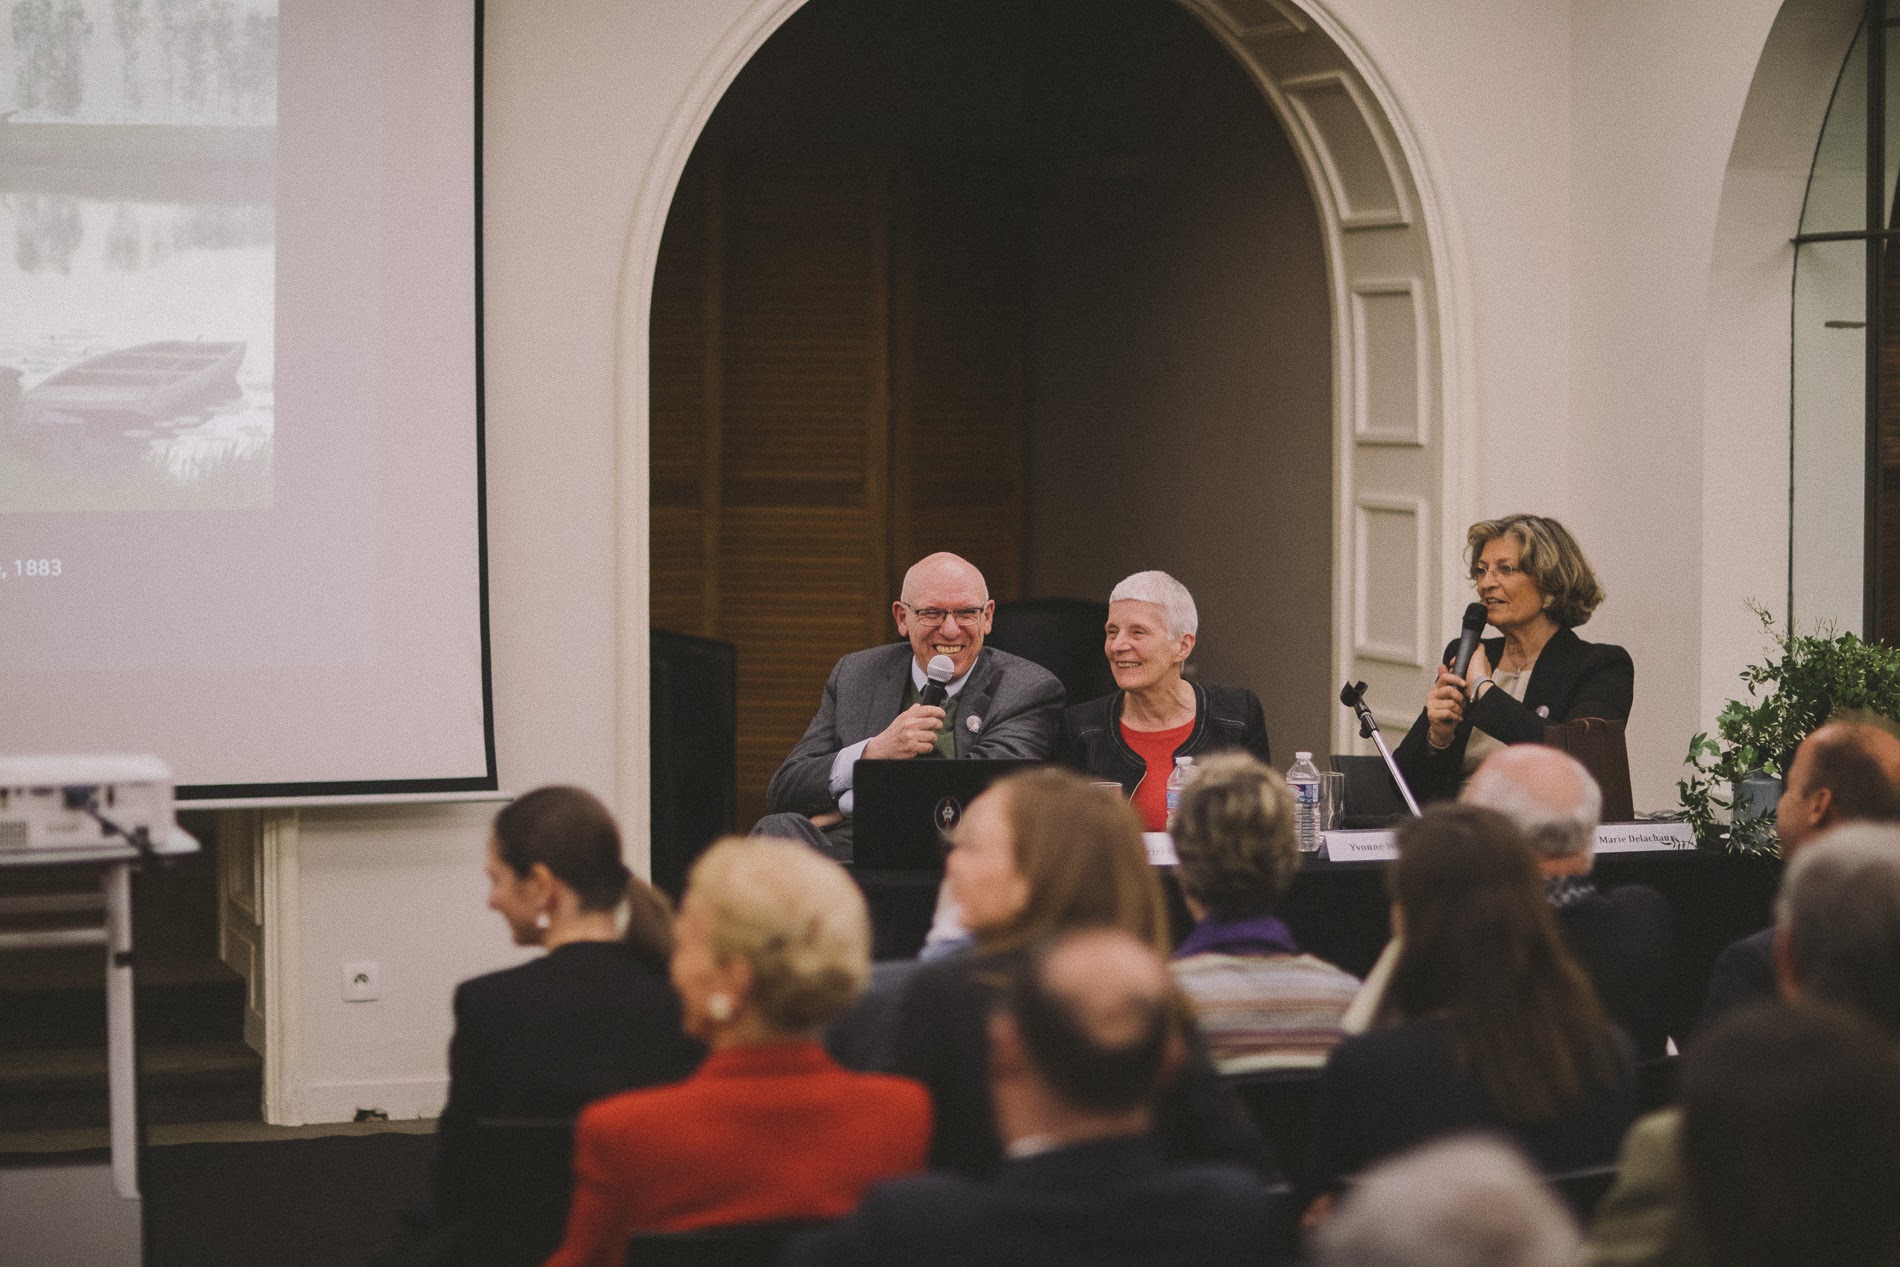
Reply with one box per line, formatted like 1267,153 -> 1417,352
543,837 -> 931,1267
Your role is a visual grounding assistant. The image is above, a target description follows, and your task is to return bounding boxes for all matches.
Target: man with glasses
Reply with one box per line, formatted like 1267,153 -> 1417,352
758,552 -> 1065,862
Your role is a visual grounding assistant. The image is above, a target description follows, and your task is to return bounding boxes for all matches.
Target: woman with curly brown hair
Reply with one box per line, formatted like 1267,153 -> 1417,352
1394,513 -> 1633,804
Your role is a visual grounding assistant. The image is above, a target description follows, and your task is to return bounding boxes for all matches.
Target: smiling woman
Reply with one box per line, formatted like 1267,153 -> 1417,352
1058,570 -> 1273,831
1392,515 -> 1634,805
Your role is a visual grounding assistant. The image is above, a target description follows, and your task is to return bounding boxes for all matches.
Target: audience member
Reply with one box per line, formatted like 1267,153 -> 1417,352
1311,1135 -> 1583,1267
1169,753 -> 1360,1071
1462,744 -> 1672,1056
1699,715 -> 1900,1026
787,929 -> 1276,1266
890,766 -> 1269,1177
755,551 -> 1064,861
542,838 -> 930,1267
1590,824 -> 1900,1267
1679,1003 -> 1900,1267
424,788 -> 704,1263
1303,806 -> 1634,1202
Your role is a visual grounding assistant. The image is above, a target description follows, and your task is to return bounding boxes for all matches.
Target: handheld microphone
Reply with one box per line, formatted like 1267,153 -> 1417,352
1450,602 -> 1489,680
919,654 -> 956,707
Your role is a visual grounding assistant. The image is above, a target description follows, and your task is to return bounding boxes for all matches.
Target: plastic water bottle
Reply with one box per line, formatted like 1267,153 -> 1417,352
1288,751 -> 1323,852
1165,755 -> 1195,828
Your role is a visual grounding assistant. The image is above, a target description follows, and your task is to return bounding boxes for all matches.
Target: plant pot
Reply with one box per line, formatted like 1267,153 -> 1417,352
1733,771 -> 1784,820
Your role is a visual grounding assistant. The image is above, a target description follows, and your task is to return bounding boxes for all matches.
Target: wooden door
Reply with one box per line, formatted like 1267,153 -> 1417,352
651,147 -> 1026,826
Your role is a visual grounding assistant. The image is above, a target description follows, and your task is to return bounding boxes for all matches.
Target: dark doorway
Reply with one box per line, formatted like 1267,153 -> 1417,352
649,0 -> 1332,825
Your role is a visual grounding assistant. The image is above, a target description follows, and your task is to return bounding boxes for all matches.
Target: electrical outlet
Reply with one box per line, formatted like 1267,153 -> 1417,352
343,960 -> 380,1002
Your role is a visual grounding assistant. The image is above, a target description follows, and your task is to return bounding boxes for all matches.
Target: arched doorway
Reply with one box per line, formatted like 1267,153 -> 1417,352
623,0 -> 1466,858
1699,0 -> 1861,720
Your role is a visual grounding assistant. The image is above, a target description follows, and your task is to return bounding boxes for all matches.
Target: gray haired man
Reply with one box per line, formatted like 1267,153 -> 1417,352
1589,824 -> 1900,1267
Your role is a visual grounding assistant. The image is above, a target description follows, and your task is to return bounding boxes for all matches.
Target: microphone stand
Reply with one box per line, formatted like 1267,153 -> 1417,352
1340,681 -> 1422,817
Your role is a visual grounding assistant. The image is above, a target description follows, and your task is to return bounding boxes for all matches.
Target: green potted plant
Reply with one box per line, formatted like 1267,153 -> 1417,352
1679,605 -> 1900,853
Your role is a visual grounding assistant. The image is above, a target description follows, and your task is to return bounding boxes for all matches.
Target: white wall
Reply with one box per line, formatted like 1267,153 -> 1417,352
273,0 -> 768,1122
278,0 -> 1819,1118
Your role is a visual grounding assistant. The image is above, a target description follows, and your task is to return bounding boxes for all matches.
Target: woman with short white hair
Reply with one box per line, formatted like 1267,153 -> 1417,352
1059,570 -> 1272,831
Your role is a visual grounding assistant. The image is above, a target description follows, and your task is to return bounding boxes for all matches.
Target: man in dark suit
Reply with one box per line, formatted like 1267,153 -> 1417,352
756,551 -> 1064,862
785,928 -> 1276,1267
1591,824 -> 1900,1266
1699,716 -> 1900,1028
1462,743 -> 1672,1056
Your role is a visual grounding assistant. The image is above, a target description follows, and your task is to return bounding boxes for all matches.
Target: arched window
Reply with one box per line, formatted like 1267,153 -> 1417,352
1793,0 -> 1900,639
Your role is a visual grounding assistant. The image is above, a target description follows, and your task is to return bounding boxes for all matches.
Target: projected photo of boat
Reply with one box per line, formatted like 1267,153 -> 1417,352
23,340 -> 246,429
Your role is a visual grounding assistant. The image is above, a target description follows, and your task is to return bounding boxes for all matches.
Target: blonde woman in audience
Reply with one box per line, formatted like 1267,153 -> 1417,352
1303,805 -> 1634,1204
542,838 -> 931,1267
890,766 -> 1268,1177
1170,753 -> 1360,1072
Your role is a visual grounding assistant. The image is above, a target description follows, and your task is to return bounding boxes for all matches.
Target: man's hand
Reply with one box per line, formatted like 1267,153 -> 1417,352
864,703 -> 946,760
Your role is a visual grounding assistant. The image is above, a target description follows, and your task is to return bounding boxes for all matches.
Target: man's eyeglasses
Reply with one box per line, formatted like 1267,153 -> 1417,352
903,603 -> 987,626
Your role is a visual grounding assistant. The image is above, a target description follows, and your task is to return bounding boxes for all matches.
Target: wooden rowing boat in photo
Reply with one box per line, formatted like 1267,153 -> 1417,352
23,341 -> 246,427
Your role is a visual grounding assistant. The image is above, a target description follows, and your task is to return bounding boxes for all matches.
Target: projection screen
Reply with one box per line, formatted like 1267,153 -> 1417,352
0,0 -> 495,799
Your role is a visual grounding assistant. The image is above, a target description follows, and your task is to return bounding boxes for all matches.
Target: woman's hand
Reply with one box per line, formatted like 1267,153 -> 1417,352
1425,665 -> 1467,749
1466,642 -> 1493,691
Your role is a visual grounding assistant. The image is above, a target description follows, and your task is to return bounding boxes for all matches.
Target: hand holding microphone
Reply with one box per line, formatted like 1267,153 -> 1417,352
918,654 -> 954,707
1427,603 -> 1490,750
868,655 -> 957,759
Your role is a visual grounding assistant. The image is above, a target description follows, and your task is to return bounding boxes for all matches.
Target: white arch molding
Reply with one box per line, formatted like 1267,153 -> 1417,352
611,0 -> 1478,858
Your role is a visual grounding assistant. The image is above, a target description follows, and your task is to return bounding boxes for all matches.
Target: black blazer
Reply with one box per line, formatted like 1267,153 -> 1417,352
1393,626 -> 1634,804
780,1135 -> 1277,1267
1059,682 -> 1272,796
432,941 -> 705,1218
1301,1015 -> 1636,1196
1698,924 -> 1777,1032
1557,885 -> 1673,1059
888,947 -> 1272,1179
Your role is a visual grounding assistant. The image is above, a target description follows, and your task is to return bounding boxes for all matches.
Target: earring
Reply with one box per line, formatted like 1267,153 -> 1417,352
707,993 -> 733,1023
534,911 -> 551,930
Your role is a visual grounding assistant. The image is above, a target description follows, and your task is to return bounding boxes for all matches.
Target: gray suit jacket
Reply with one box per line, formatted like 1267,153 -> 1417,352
765,642 -> 1065,817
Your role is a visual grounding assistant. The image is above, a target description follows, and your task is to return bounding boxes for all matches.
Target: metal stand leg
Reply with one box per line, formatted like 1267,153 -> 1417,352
103,863 -> 140,1201
1340,681 -> 1423,817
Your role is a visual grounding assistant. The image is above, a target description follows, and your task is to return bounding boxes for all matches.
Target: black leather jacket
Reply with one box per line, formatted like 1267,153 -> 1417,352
1058,682 -> 1274,798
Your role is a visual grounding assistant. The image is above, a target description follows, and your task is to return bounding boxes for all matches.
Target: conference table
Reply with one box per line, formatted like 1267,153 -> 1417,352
856,839 -> 1783,1047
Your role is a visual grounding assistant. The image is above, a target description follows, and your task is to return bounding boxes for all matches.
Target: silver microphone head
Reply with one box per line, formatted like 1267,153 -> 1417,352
926,654 -> 956,684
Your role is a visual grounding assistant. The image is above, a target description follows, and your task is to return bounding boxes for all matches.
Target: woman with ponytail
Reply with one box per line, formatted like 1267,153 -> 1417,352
428,787 -> 704,1259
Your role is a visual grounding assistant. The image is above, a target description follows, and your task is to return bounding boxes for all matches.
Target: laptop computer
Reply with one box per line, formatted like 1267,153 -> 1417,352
851,758 -> 1043,872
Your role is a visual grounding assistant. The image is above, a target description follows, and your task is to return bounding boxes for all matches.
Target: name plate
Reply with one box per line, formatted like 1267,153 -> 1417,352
1318,822 -> 1696,862
1592,821 -> 1697,853
1142,832 -> 1178,866
1322,830 -> 1398,861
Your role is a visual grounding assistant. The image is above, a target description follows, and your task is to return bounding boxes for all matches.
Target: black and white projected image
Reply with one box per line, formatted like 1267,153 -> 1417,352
0,0 -> 275,512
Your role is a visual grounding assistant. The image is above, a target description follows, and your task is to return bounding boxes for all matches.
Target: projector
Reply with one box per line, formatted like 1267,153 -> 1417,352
0,755 -> 175,858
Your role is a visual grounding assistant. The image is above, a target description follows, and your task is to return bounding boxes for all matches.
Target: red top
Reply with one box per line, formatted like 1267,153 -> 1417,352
544,1040 -> 932,1267
1121,718 -> 1196,831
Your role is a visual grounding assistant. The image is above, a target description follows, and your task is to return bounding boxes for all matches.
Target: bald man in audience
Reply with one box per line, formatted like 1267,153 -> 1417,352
785,929 -> 1275,1267
1590,824 -> 1900,1267
1462,745 -> 1672,1056
1698,715 -> 1900,1028
755,552 -> 1064,863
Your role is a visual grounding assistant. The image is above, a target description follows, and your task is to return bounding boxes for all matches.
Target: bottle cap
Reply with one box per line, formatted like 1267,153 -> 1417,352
1175,755 -> 1193,766
1295,751 -> 1312,760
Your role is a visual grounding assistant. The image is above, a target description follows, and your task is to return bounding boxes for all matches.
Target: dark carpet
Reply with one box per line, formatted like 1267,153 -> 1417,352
143,1132 -> 435,1267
